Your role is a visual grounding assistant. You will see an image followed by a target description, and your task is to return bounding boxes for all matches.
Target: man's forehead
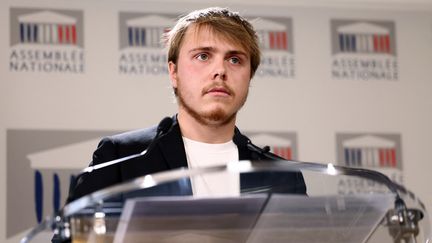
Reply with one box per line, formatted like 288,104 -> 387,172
183,24 -> 247,52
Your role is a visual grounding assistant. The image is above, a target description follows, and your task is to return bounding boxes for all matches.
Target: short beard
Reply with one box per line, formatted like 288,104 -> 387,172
177,90 -> 237,127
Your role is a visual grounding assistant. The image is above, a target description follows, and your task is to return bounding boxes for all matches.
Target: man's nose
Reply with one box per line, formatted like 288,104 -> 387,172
212,58 -> 227,81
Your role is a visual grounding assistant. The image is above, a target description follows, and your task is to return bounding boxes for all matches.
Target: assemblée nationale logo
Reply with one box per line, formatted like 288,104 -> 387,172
252,17 -> 296,79
336,133 -> 403,194
9,8 -> 84,73
118,13 -> 173,75
6,130 -> 114,238
331,20 -> 398,81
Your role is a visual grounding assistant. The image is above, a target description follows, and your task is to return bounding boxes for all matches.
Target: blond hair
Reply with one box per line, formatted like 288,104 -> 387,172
164,7 -> 261,78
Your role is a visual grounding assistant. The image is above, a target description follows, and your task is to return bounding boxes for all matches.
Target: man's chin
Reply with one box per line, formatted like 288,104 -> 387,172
193,108 -> 236,127
205,109 -> 227,121
178,96 -> 237,126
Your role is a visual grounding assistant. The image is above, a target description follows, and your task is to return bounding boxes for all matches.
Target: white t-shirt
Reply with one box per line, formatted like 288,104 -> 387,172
182,136 -> 239,197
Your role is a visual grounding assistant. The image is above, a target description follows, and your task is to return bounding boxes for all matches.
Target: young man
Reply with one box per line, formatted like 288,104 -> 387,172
68,7 -> 306,202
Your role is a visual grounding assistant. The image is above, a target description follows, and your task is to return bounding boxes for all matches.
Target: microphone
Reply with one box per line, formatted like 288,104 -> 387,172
140,116 -> 173,156
82,117 -> 173,173
246,141 -> 286,161
233,132 -> 286,161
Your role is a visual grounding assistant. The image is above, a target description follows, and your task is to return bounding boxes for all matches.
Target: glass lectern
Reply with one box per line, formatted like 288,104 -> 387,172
22,160 -> 431,243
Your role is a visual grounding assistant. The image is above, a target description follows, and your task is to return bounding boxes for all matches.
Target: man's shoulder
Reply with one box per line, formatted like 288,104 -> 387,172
108,116 -> 178,145
90,125 -> 158,160
105,125 -> 158,147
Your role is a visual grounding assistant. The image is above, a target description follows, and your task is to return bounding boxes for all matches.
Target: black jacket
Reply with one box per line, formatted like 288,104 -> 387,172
53,116 -> 307,243
68,116 -> 307,202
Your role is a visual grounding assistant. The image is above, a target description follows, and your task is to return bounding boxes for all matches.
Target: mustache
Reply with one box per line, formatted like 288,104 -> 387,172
202,83 -> 235,96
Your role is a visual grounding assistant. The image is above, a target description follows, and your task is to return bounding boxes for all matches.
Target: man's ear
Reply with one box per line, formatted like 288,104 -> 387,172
168,61 -> 177,88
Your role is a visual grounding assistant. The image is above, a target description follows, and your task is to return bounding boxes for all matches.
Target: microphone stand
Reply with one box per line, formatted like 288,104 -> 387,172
47,117 -> 174,243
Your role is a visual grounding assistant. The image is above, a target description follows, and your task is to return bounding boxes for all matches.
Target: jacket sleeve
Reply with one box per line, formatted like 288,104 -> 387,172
66,137 -> 122,203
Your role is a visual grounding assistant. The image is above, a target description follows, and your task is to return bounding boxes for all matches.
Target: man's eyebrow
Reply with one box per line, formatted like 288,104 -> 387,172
226,50 -> 248,57
188,46 -> 215,53
188,47 -> 248,56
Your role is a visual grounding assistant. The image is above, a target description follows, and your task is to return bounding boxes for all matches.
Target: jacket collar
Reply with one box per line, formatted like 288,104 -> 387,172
156,115 -> 189,169
156,114 -> 254,169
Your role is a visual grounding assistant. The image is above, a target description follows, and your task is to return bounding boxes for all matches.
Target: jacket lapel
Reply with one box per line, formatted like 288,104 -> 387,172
156,121 -> 255,169
154,116 -> 192,195
156,117 -> 189,170
154,117 -> 266,194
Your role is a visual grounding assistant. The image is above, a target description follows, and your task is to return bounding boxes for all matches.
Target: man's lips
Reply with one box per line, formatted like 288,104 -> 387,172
205,86 -> 231,96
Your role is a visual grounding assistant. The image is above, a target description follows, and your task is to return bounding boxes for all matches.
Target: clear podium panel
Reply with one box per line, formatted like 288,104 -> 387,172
22,160 -> 431,243
110,193 -> 394,243
114,196 -> 267,243
247,194 -> 394,243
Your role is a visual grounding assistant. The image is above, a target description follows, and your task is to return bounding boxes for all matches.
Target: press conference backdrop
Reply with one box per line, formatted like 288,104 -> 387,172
1,0 -> 432,241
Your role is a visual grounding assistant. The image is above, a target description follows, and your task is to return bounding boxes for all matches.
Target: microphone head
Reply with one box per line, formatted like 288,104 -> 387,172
157,117 -> 174,134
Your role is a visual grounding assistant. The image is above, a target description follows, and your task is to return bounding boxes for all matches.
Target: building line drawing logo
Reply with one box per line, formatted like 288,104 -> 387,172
118,12 -> 173,75
10,8 -> 84,48
255,18 -> 291,52
335,132 -> 403,194
342,135 -> 398,168
330,19 -> 398,81
9,8 -> 85,73
331,19 -> 396,56
6,130 -> 116,238
120,13 -> 172,50
251,17 -> 295,79
26,138 -> 101,223
336,22 -> 393,55
125,15 -> 171,48
18,10 -> 78,45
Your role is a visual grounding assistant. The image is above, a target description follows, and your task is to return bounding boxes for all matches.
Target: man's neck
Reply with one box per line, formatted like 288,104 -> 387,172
177,112 -> 236,144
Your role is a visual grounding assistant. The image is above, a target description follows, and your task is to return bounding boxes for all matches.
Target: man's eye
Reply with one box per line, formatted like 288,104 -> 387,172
196,53 -> 209,61
229,57 -> 241,64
